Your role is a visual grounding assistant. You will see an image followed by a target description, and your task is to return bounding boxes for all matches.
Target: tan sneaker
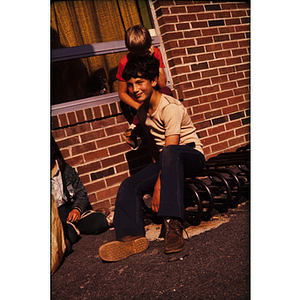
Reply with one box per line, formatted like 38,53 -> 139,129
99,236 -> 149,262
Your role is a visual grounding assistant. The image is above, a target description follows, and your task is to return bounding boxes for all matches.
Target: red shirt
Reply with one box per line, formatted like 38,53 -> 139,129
116,47 -> 165,82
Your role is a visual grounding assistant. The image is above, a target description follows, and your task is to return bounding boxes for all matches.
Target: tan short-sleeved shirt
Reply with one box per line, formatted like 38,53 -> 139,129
137,94 -> 204,155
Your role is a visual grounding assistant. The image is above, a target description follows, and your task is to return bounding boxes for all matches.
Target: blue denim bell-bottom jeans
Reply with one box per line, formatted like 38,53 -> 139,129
113,145 -> 205,240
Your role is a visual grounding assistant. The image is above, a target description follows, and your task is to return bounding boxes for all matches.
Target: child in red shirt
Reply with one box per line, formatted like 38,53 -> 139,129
117,24 -> 172,148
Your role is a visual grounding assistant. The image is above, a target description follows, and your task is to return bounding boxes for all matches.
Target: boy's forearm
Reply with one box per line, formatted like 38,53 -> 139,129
157,69 -> 166,89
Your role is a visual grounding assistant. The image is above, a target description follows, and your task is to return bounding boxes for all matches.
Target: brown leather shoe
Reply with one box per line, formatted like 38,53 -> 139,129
99,236 -> 149,262
164,219 -> 185,254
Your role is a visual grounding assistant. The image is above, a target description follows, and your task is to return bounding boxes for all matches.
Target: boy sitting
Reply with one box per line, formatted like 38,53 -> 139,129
99,55 -> 205,262
117,24 -> 172,148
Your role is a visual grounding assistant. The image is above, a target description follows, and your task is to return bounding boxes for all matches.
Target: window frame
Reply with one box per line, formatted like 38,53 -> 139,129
51,1 -> 172,117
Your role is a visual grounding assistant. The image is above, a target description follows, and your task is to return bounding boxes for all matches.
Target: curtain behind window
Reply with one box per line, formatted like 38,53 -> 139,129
51,0 -> 142,105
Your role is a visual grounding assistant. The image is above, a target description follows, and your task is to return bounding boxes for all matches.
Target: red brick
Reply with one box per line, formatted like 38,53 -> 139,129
191,113 -> 205,123
222,41 -> 239,50
67,112 -> 77,125
52,129 -> 66,139
220,81 -> 237,91
217,90 -> 234,100
58,114 -> 68,127
105,123 -> 128,136
176,23 -> 191,31
51,116 -> 59,130
110,102 -> 118,115
225,120 -> 242,130
225,18 -> 241,26
205,43 -> 222,52
173,74 -> 188,85
102,104 -> 110,117
230,33 -> 246,41
96,186 -> 119,199
170,6 -> 186,14
236,125 -> 250,136
235,24 -> 250,33
76,110 -> 85,123
196,36 -> 213,45
116,162 -> 129,173
187,72 -> 201,81
92,118 -> 115,130
179,39 -> 196,47
213,34 -> 230,42
201,136 -> 218,146
233,87 -> 249,96
77,161 -> 101,175
71,141 -> 97,155
84,148 -> 109,162
208,124 -> 225,135
57,136 -> 80,149
197,53 -> 214,62
236,63 -> 250,72
87,193 -> 97,205
85,180 -> 106,194
219,66 -> 235,75
65,155 -> 84,166
198,129 -> 208,139
92,106 -> 102,119
183,55 -> 197,64
219,26 -> 235,34
211,141 -> 229,152
198,120 -> 212,130
184,30 -> 202,38
211,75 -> 228,84
60,148 -> 70,159
201,28 -> 218,36
228,72 -> 244,81
187,5 -> 205,13
164,40 -> 178,51
205,110 -> 222,120
193,78 -> 211,88
237,78 -> 250,87
79,174 -> 90,185
222,104 -> 239,115
160,24 -> 176,35
218,130 -> 235,141
214,11 -> 231,18
178,14 -> 197,22
191,21 -> 208,29
201,68 -> 218,78
84,108 -> 93,121
166,48 -> 186,59
106,173 -> 128,187
199,94 -> 217,103
221,3 -> 237,9
228,95 -> 244,105
92,200 -> 111,211
193,103 -> 210,113
109,143 -> 131,156
231,48 -> 248,56
65,123 -> 91,136
209,59 -> 226,68
201,85 -> 220,95
210,99 -> 228,109
171,65 -> 190,76
96,136 -> 121,148
101,154 -> 125,168
80,129 -> 106,143
183,89 -> 201,99
239,40 -> 250,48
228,136 -> 245,147
238,102 -> 250,110
162,32 -> 184,43
196,12 -> 214,20
226,57 -> 242,65
215,50 -> 231,59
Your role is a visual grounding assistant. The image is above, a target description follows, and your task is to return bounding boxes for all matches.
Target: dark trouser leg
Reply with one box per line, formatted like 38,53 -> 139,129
77,211 -> 109,235
158,145 -> 206,220
113,163 -> 161,240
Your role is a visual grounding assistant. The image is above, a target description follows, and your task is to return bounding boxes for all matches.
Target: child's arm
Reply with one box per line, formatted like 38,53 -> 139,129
157,68 -> 167,89
118,80 -> 142,110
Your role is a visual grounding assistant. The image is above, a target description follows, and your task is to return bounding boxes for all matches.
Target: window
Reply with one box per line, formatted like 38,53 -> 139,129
51,0 -> 171,116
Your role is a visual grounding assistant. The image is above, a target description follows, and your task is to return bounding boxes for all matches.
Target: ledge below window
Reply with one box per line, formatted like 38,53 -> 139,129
51,92 -> 120,116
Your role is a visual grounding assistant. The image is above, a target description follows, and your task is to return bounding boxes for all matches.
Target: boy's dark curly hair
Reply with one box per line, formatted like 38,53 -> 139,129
122,55 -> 159,82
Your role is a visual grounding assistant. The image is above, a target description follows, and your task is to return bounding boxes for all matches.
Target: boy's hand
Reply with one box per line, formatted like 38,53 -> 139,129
148,45 -> 155,56
67,209 -> 81,223
151,172 -> 161,212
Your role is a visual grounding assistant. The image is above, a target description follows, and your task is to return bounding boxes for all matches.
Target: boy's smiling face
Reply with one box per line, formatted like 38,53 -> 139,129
126,75 -> 157,103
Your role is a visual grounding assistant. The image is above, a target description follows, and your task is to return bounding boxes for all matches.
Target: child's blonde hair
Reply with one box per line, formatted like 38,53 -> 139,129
125,25 -> 152,56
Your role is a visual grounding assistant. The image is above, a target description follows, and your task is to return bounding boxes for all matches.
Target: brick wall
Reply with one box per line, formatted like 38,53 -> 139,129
51,1 -> 250,211
153,0 -> 250,157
